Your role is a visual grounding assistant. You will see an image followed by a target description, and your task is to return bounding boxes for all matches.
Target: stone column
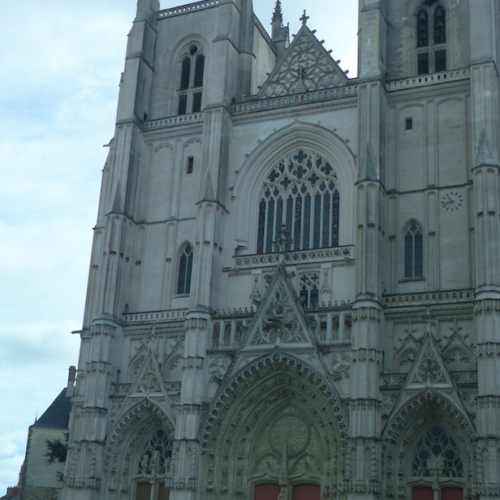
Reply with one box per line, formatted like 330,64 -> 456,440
351,2 -> 387,494
469,2 -> 500,494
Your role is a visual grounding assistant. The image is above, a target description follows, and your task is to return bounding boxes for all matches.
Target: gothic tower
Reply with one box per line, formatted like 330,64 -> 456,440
62,1 -> 500,499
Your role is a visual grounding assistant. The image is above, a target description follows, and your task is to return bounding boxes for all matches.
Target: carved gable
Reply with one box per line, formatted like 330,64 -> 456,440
243,264 -> 315,349
405,332 -> 453,388
258,25 -> 348,99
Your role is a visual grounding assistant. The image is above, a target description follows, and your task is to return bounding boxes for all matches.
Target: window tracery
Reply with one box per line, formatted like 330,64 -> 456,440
411,426 -> 463,479
177,45 -> 205,115
134,429 -> 173,500
177,244 -> 194,295
299,273 -> 319,308
257,149 -> 340,254
416,4 -> 447,74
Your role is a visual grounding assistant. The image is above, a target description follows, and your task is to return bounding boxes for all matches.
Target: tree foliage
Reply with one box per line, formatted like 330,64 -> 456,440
44,433 -> 69,482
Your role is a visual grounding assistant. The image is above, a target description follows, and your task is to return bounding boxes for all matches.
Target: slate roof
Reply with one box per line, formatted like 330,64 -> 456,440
33,388 -> 72,429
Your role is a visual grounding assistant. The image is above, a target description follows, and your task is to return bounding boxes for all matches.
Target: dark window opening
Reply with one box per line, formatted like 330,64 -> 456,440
192,92 -> 202,113
418,52 -> 429,75
178,95 -> 187,115
189,45 -> 198,55
187,157 -> 194,174
180,57 -> 191,90
406,118 -> 413,130
435,49 -> 447,72
177,244 -> 194,295
194,54 -> 205,87
434,6 -> 446,44
417,9 -> 429,47
404,223 -> 423,279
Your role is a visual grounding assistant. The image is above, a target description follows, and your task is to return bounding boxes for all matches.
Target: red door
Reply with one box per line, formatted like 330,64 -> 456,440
292,484 -> 321,500
442,488 -> 463,500
255,484 -> 281,500
413,487 -> 434,500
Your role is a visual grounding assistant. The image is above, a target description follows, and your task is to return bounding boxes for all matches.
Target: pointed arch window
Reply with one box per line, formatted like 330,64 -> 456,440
177,244 -> 194,295
416,4 -> 447,75
410,426 -> 464,500
177,45 -> 205,115
134,429 -> 173,500
257,149 -> 340,254
404,222 -> 423,279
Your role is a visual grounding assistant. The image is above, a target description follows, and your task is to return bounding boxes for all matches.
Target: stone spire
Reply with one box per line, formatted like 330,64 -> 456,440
271,0 -> 289,56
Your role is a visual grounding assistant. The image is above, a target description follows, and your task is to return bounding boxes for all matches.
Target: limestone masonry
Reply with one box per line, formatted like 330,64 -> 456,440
61,0 -> 500,499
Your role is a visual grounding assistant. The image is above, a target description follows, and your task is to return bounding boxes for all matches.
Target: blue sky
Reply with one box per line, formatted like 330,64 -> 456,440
0,0 -> 358,492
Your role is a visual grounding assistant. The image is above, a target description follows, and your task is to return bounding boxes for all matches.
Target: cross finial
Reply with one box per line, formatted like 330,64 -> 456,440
300,10 -> 309,25
273,225 -> 292,254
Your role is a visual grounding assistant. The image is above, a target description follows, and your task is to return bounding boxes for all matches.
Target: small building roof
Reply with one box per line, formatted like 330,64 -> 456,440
33,389 -> 72,429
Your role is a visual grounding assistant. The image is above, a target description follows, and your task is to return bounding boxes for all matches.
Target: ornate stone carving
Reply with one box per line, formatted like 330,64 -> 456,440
351,349 -> 383,363
330,351 -> 351,380
208,356 -> 229,384
352,308 -> 382,322
258,26 -> 346,98
475,342 -> 500,358
474,299 -> 500,314
90,324 -> 116,337
182,357 -> 204,369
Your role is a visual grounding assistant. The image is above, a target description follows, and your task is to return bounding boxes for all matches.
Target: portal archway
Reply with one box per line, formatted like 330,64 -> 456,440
200,351 -> 348,499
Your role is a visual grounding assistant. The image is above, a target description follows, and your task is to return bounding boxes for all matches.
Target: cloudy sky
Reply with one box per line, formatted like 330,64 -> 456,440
0,0 -> 358,492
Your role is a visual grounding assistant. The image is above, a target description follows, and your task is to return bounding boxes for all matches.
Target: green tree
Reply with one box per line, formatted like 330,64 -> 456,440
44,433 -> 68,482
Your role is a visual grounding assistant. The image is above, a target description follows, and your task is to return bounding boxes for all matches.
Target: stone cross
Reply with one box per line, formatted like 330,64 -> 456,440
300,10 -> 309,25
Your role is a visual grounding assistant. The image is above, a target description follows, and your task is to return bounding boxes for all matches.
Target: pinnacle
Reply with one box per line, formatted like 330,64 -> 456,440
272,0 -> 283,22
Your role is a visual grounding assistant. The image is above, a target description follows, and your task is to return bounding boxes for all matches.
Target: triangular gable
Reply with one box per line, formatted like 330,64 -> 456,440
242,263 -> 316,349
257,24 -> 348,99
389,331 -> 470,420
405,331 -> 454,389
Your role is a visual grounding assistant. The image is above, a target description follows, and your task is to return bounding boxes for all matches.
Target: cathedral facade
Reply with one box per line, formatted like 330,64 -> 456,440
61,0 -> 500,499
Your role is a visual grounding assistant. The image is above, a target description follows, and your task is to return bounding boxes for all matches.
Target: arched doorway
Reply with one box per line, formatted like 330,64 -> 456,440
200,351 -> 348,499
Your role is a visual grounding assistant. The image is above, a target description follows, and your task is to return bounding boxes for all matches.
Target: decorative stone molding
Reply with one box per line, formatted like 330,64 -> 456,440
233,246 -> 353,269
474,299 -> 500,314
382,390 -> 475,498
187,318 -> 208,330
86,361 -> 113,374
349,398 -> 382,411
201,349 -> 348,448
104,399 -> 175,473
176,405 -> 203,417
477,395 -> 500,410
123,309 -> 187,323
64,477 -> 101,490
475,342 -> 500,358
90,324 -> 116,337
351,349 -> 383,363
381,374 -> 407,388
352,308 -> 382,322
385,289 -> 474,307
182,357 -> 204,369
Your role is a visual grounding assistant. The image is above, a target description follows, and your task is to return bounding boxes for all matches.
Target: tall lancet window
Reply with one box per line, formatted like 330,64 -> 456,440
256,149 -> 340,254
134,429 -> 173,500
416,4 -> 447,75
404,222 -> 423,279
177,45 -> 205,115
177,244 -> 194,295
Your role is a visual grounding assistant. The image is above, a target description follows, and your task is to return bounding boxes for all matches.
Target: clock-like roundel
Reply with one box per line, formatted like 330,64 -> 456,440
441,191 -> 463,212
